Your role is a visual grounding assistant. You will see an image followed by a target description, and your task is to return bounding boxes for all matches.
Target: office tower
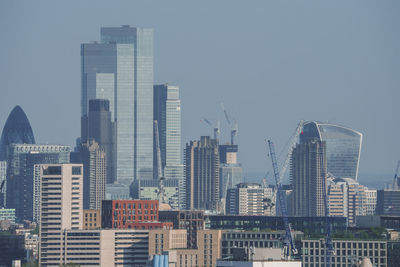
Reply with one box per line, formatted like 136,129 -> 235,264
291,139 -> 326,217
377,189 -> 400,216
327,177 -> 368,226
153,84 -> 184,207
80,139 -> 106,210
39,164 -> 83,266
81,99 -> 115,184
6,144 -> 70,222
225,183 -> 275,216
184,136 -> 220,210
81,26 -> 154,188
300,121 -> 362,180
0,161 -> 6,207
0,105 -> 35,161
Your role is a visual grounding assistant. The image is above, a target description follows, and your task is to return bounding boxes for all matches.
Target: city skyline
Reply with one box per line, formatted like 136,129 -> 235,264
0,1 -> 399,180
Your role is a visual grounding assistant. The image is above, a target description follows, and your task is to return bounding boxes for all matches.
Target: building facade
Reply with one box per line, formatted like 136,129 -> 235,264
82,26 -> 154,188
302,239 -> 387,267
83,209 -> 101,230
0,161 -> 6,207
6,144 -> 70,222
81,99 -> 115,184
0,208 -> 15,224
365,189 -> 377,215
39,164 -> 83,266
184,136 -> 220,210
377,190 -> 400,216
300,121 -> 363,180
291,139 -> 327,217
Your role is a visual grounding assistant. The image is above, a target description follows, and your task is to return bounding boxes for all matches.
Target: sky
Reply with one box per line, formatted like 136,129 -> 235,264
0,0 -> 399,185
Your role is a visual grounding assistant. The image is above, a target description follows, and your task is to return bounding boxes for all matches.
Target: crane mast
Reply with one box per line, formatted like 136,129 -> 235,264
220,103 -> 238,145
154,120 -> 166,204
267,140 -> 297,259
393,160 -> 400,190
201,117 -> 220,140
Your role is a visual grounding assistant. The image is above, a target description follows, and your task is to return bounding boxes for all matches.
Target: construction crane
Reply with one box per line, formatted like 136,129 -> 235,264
154,120 -> 166,204
267,140 -> 297,260
392,160 -> 400,190
201,117 -> 220,140
220,103 -> 238,145
262,120 -> 304,187
321,144 -> 333,267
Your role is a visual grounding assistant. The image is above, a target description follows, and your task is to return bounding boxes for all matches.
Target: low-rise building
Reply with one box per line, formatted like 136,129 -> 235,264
0,208 -> 16,224
302,239 -> 387,267
83,209 -> 101,230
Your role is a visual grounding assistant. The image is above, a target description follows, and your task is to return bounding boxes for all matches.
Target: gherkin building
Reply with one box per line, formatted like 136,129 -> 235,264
0,105 -> 35,160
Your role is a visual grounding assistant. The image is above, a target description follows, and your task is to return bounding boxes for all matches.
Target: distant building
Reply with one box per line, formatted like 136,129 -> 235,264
0,208 -> 15,224
159,210 -> 205,249
81,99 -> 116,184
184,136 -> 220,210
365,189 -> 377,215
300,121 -> 363,180
83,209 -> 101,230
302,239 -> 387,267
105,183 -> 130,200
218,144 -> 243,201
328,177 -> 368,226
131,179 -> 180,209
0,105 -> 35,161
80,139 -> 106,210
291,139 -> 326,217
217,261 -> 301,267
226,183 -> 275,216
377,189 -> 400,216
82,26 -> 154,187
6,144 -> 70,222
39,164 -> 83,266
0,234 -> 26,266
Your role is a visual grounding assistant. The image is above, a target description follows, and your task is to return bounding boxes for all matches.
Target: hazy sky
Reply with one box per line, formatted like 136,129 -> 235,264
0,0 -> 399,182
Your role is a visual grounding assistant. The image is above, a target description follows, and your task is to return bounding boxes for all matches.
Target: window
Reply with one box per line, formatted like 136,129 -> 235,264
43,166 -> 61,175
72,166 -> 81,175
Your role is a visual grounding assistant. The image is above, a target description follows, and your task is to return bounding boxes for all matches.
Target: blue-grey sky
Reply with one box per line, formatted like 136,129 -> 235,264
0,0 -> 399,183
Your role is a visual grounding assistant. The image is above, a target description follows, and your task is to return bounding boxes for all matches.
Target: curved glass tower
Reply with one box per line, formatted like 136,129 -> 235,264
0,105 -> 35,160
300,121 -> 362,180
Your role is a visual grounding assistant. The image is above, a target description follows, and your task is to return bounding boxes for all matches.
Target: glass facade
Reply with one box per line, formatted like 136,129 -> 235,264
81,26 -> 154,188
300,121 -> 362,180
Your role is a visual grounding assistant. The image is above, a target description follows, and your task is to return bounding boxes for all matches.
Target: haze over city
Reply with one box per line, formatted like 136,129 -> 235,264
0,0 -> 399,184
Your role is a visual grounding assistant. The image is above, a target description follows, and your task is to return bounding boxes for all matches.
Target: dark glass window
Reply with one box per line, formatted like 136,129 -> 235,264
72,166 -> 81,175
43,166 -> 61,175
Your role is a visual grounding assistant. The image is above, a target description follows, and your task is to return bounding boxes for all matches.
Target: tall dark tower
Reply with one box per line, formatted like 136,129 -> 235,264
81,99 -> 115,184
0,106 -> 35,161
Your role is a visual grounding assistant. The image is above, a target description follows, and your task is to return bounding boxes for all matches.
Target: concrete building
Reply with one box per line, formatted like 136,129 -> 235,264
328,177 -> 368,226
38,164 -> 83,266
0,161 -> 6,207
82,26 -> 154,187
159,210 -> 205,249
80,139 -> 106,210
302,239 -> 387,267
6,144 -> 70,222
0,208 -> 15,224
148,229 -> 222,267
226,183 -> 275,216
184,136 -> 220,211
300,121 -> 363,180
83,209 -> 101,230
377,189 -> 400,216
291,139 -> 327,217
217,261 -> 301,267
81,99 -> 116,184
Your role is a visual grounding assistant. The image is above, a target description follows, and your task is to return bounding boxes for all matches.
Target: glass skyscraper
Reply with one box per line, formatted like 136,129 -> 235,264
300,121 -> 363,180
81,26 -> 154,187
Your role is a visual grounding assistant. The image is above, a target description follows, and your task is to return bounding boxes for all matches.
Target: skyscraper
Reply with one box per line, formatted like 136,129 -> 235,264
184,136 -> 220,210
153,84 -> 184,208
80,140 -> 106,210
6,144 -> 70,222
0,105 -> 35,161
291,139 -> 326,217
81,99 -> 115,184
218,144 -> 243,200
0,161 -> 6,208
81,26 -> 154,188
300,121 -> 362,180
